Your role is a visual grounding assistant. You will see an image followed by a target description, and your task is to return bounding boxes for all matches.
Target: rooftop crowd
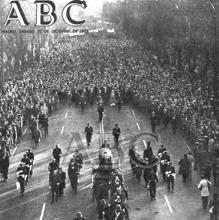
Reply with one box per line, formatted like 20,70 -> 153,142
0,34 -> 218,158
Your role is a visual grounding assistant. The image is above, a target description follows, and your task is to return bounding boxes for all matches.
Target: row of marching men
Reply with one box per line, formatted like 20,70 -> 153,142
47,145 -> 83,204
16,148 -> 34,196
130,144 -> 176,200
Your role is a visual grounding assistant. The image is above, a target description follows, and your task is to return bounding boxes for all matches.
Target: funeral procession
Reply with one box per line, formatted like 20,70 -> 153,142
0,0 -> 219,219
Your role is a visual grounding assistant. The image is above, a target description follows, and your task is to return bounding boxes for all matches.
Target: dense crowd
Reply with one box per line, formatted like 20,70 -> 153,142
0,34 -> 218,160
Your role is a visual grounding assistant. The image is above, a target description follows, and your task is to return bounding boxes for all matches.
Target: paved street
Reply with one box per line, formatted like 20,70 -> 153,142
0,104 -> 210,220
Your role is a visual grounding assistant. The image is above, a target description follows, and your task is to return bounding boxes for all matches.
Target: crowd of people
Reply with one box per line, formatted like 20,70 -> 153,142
0,33 -> 218,218
1,34 -> 218,156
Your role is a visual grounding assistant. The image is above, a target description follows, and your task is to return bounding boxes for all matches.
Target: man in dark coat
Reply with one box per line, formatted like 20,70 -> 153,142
1,152 -> 9,181
204,161 -> 212,180
143,141 -> 153,161
68,161 -> 79,193
97,102 -> 104,122
50,169 -> 61,203
53,144 -> 62,166
84,123 -> 93,147
59,167 -> 66,194
150,111 -> 157,133
112,124 -> 121,148
148,170 -> 158,200
179,154 -> 191,183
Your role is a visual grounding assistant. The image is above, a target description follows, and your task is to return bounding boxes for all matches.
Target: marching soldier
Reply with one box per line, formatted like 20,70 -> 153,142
26,148 -> 34,177
160,151 -> 171,182
157,144 -> 167,158
16,163 -> 25,196
21,154 -> 30,184
112,124 -> 121,148
84,123 -> 93,147
165,161 -> 176,193
53,144 -> 62,166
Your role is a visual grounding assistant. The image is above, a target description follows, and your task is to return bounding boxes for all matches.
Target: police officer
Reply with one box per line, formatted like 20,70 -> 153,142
165,161 -> 176,193
112,124 -> 121,148
53,144 -> 62,166
26,148 -> 34,177
84,123 -> 93,147
160,151 -> 171,182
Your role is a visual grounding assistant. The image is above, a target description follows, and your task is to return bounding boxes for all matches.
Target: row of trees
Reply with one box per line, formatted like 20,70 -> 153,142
102,0 -> 219,89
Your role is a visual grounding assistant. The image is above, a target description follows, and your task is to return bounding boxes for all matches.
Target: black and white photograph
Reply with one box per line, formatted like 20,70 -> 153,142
0,0 -> 218,219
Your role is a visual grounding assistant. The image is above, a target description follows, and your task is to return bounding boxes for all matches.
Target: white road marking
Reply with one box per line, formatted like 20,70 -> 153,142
131,109 -> 135,117
184,141 -> 191,152
40,203 -> 46,220
164,195 -> 173,214
22,128 -> 27,136
136,122 -> 140,131
12,147 -> 18,157
61,126 -> 64,134
143,140 -> 147,148
65,112 -> 68,119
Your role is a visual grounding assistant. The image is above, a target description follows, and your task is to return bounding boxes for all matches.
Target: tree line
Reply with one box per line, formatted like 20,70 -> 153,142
102,0 -> 219,90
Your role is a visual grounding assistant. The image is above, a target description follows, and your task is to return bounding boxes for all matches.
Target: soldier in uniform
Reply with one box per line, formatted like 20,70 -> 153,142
16,163 -> 25,196
84,123 -> 93,147
165,161 -> 176,193
112,124 -> 121,148
157,144 -> 167,158
160,151 -> 171,182
53,144 -> 62,166
21,154 -> 30,184
26,148 -> 34,177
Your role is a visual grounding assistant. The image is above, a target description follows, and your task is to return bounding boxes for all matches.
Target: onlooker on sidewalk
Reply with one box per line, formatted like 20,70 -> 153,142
197,175 -> 212,209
